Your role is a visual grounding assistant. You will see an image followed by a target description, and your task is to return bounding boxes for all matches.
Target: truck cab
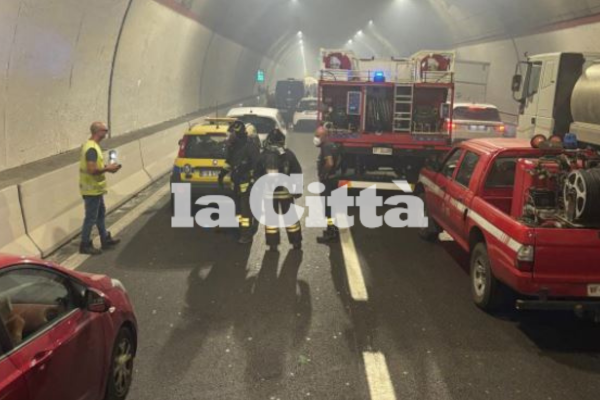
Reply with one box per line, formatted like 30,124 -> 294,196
513,52 -> 600,146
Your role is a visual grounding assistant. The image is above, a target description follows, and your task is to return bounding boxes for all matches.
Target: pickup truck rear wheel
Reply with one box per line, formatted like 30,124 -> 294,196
471,243 -> 505,311
418,192 -> 440,241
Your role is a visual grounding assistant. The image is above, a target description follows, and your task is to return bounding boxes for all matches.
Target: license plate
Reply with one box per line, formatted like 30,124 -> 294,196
200,170 -> 218,177
587,284 -> 600,297
468,125 -> 486,131
373,147 -> 393,156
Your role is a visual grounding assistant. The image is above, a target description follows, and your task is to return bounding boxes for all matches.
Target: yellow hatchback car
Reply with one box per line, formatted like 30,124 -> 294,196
170,118 -> 234,205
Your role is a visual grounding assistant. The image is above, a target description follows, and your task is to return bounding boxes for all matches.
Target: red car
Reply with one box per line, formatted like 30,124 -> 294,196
0,253 -> 137,400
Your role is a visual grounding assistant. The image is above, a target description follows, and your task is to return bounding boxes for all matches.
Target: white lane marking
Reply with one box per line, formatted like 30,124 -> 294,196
61,183 -> 170,270
336,214 -> 369,302
363,351 -> 397,400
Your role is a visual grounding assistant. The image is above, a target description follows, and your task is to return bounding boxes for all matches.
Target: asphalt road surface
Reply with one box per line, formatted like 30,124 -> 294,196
76,130 -> 600,400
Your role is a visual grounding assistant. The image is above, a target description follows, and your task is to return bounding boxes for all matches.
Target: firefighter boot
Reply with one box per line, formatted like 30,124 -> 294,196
317,226 -> 339,244
238,230 -> 254,245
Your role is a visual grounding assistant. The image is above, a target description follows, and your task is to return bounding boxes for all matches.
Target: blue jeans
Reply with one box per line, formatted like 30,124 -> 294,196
81,195 -> 108,244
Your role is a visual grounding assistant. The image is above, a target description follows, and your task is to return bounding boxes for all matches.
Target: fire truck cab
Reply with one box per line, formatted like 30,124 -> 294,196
318,49 -> 456,185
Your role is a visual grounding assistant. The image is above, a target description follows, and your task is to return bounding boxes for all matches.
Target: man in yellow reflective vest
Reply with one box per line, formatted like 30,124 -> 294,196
79,122 -> 122,255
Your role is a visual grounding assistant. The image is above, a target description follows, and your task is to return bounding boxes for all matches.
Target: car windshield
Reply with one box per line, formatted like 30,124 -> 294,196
297,100 -> 318,112
231,115 -> 276,133
454,107 -> 501,122
184,134 -> 227,159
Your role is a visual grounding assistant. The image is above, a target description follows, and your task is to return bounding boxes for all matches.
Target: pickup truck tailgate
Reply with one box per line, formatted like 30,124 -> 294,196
534,228 -> 600,284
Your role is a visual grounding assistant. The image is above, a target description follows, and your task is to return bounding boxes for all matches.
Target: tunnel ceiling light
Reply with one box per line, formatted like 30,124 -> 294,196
369,20 -> 374,25
348,39 -> 353,44
357,30 -> 363,36
297,31 -> 303,37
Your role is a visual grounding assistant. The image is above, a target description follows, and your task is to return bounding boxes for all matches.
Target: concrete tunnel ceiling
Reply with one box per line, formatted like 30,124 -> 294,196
164,0 -> 600,62
3,0 -> 600,172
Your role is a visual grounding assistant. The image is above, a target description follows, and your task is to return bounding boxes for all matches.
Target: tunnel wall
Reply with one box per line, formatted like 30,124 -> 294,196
454,18 -> 600,123
0,0 -> 273,172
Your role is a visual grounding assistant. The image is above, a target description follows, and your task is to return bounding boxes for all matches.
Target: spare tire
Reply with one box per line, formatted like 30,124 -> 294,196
564,168 -> 600,224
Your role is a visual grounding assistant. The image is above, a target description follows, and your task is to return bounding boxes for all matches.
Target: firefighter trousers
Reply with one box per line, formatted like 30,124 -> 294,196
320,178 -> 338,232
264,197 -> 302,247
235,183 -> 254,240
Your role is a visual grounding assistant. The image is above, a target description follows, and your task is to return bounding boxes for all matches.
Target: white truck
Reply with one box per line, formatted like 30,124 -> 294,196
512,52 -> 600,147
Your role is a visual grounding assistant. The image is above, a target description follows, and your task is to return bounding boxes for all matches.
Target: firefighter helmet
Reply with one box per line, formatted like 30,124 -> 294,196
229,120 -> 247,138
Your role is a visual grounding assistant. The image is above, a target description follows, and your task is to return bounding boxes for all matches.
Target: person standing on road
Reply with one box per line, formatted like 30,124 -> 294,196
255,128 -> 303,252
219,120 -> 260,244
314,126 -> 340,244
79,122 -> 122,255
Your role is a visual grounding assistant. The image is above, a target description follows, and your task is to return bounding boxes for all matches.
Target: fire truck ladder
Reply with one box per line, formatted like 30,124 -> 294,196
393,84 -> 413,133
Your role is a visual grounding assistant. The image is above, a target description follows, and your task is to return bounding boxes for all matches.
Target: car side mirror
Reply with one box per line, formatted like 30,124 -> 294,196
85,289 -> 111,313
511,74 -> 522,93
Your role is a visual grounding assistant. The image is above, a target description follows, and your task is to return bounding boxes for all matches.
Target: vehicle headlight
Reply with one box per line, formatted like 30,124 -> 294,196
183,164 -> 193,175
111,279 -> 127,293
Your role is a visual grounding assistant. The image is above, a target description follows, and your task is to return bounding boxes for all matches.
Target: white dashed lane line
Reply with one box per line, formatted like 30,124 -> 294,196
363,351 -> 398,400
337,214 -> 369,302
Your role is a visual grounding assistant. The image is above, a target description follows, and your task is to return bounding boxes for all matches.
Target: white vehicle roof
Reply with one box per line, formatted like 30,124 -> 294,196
299,97 -> 317,102
454,102 -> 498,109
227,107 -> 281,119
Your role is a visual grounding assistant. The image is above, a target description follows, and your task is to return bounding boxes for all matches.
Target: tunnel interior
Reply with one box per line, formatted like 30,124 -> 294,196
2,0 -> 600,171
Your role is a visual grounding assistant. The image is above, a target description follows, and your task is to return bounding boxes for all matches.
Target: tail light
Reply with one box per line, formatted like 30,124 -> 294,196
495,125 -> 506,134
442,120 -> 456,132
178,136 -> 189,158
515,245 -> 534,272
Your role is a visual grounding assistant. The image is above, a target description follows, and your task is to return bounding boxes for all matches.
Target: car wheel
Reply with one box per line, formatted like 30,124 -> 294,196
418,192 -> 440,242
470,243 -> 506,312
105,327 -> 135,400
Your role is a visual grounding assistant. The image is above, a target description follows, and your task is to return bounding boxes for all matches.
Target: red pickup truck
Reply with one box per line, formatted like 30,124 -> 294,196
417,138 -> 600,319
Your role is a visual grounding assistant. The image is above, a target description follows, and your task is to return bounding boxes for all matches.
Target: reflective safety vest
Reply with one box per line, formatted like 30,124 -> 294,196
79,140 -> 107,196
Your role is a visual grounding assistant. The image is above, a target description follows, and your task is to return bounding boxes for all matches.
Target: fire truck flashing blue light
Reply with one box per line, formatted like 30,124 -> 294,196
373,71 -> 385,82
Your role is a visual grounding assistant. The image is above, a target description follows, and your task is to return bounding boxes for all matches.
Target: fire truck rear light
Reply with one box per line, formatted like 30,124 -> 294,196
515,245 -> 534,271
443,121 -> 456,131
495,125 -> 506,133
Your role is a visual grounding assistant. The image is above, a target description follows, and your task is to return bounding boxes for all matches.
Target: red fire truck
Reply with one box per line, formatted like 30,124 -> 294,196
318,49 -> 456,188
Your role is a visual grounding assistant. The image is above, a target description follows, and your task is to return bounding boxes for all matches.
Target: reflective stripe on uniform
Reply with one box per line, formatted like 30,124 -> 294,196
240,217 -> 251,227
287,224 -> 301,233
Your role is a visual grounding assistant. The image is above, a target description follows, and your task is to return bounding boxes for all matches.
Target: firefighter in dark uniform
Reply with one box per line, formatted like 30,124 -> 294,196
314,125 -> 339,243
219,120 -> 260,244
255,128 -> 303,251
